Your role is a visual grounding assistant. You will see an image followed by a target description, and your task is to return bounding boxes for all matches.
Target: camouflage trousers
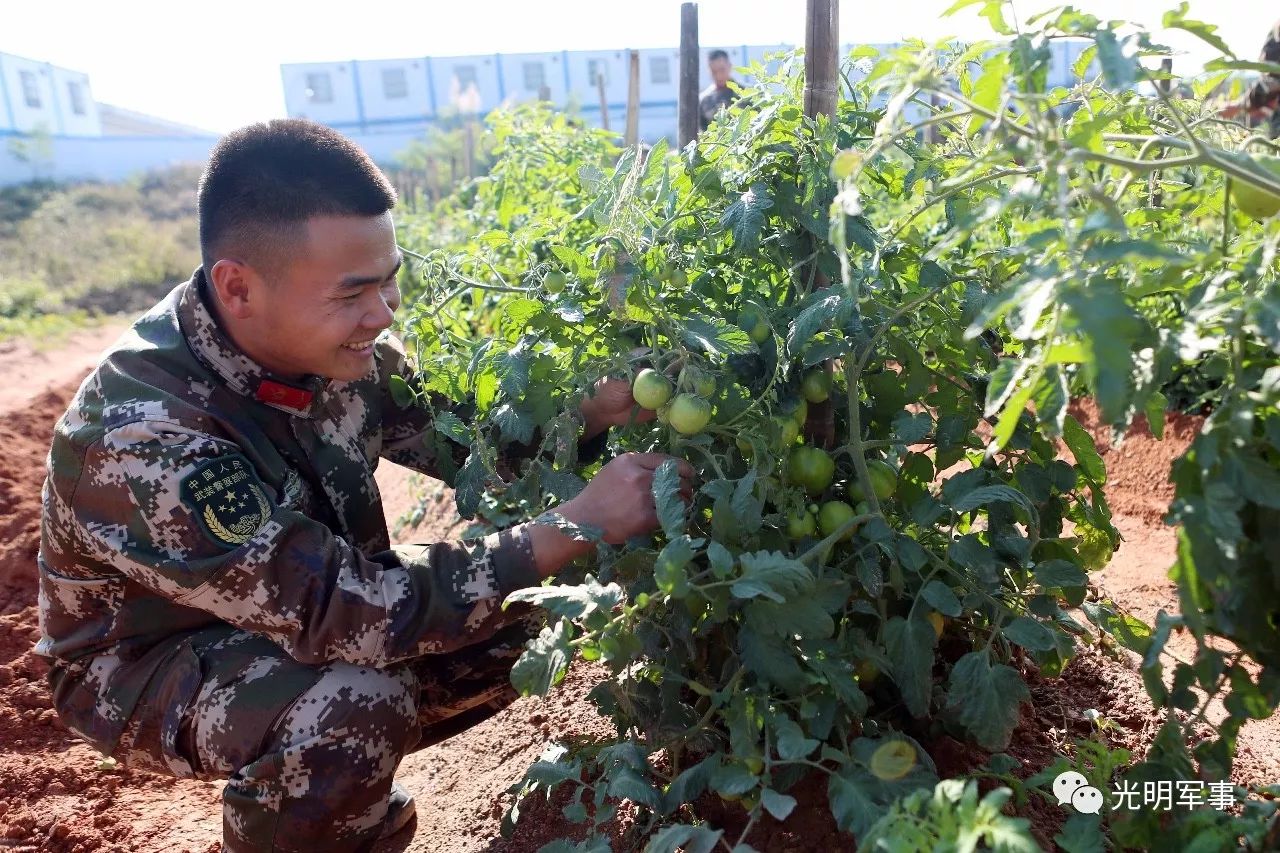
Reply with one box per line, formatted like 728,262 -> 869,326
113,611 -> 539,852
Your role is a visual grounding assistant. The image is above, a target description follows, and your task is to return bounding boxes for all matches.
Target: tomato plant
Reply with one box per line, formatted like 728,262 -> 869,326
396,2 -> 1279,848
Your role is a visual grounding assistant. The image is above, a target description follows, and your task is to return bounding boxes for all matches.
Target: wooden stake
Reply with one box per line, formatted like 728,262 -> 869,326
678,2 -> 700,147
597,72 -> 610,131
625,49 -> 641,147
804,0 -> 839,119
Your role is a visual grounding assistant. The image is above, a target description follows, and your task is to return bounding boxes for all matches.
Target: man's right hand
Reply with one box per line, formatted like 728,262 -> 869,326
523,453 -> 696,576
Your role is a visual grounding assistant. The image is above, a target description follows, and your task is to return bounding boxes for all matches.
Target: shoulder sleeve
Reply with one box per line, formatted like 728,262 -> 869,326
70,420 -> 539,665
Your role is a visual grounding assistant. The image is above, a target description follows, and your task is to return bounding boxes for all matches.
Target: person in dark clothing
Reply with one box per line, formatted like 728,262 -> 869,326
698,49 -> 740,132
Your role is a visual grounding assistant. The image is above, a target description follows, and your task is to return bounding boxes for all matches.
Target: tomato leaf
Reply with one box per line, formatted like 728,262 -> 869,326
510,618 -> 573,696
921,580 -> 963,617
678,314 -> 756,356
945,650 -> 1029,750
885,616 -> 937,716
652,459 -> 686,539
761,788 -> 798,821
732,551 -> 813,604
1002,616 -> 1057,651
719,182 -> 774,254
1062,415 -> 1106,484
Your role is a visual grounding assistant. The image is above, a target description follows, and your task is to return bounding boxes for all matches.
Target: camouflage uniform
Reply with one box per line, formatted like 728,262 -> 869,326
1242,20 -> 1280,138
36,270 -> 565,851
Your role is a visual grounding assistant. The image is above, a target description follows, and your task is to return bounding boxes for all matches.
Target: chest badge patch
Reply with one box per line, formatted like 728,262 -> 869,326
180,454 -> 273,548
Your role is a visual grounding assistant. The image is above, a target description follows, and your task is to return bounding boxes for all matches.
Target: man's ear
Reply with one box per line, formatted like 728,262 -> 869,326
208,258 -> 261,320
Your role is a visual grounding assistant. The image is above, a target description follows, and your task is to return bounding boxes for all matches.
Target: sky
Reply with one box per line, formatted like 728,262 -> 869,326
1,0 -> 1271,133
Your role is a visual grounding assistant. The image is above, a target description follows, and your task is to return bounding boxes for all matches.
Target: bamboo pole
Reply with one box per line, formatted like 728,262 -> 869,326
625,49 -> 641,147
804,0 -> 839,119
678,3 -> 700,147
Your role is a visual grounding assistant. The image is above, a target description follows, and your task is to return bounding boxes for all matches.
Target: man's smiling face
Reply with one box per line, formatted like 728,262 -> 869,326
247,212 -> 402,383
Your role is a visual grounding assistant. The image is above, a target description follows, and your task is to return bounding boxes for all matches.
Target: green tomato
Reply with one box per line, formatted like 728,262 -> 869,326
544,270 -> 566,294
786,510 -> 817,539
670,268 -> 689,288
632,368 -> 674,410
775,416 -> 800,448
1232,155 -> 1280,220
855,659 -> 880,684
694,374 -> 716,397
791,397 -> 809,426
848,459 -> 898,502
818,500 -> 858,540
736,437 -> 754,459
634,592 -> 651,609
801,369 -> 832,403
739,308 -> 770,344
668,394 -> 712,435
830,148 -> 862,180
787,446 -> 835,496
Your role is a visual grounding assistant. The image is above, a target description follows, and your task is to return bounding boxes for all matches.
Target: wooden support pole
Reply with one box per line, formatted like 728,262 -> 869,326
625,49 -> 641,147
597,73 -> 610,131
804,0 -> 839,120
678,2 -> 700,147
803,0 -> 840,448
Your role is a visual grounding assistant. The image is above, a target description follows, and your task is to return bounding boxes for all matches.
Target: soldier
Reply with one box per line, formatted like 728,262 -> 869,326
36,119 -> 694,852
698,49 -> 740,133
1222,19 -> 1280,138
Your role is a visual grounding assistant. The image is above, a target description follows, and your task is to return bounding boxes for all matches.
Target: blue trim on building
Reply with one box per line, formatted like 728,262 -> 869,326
561,50 -> 571,95
424,56 -> 439,117
0,54 -> 14,130
350,61 -> 367,131
46,63 -> 65,134
494,53 -> 506,101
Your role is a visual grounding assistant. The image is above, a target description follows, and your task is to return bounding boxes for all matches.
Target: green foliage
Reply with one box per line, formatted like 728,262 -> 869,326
0,165 -> 201,340
397,4 -> 1279,848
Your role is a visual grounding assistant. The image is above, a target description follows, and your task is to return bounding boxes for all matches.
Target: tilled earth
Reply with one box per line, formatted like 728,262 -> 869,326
0,340 -> 1275,852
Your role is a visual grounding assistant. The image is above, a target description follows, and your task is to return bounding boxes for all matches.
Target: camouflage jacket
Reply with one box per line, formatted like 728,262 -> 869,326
36,270 -> 544,755
1243,20 -> 1280,137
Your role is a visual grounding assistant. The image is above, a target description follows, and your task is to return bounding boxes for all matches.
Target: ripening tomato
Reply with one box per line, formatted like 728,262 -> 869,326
668,394 -> 712,435
849,459 -> 898,502
802,369 -> 832,403
739,308 -> 770,344
787,446 -> 835,495
544,270 -> 566,294
632,368 -> 673,410
1232,155 -> 1280,220
786,509 -> 817,539
818,500 -> 858,540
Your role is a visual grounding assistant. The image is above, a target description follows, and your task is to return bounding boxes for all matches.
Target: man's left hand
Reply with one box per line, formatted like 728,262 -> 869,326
580,377 -> 654,438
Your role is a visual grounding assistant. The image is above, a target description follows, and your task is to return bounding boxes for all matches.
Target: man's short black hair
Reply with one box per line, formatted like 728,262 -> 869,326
708,49 -> 731,63
198,119 -> 397,276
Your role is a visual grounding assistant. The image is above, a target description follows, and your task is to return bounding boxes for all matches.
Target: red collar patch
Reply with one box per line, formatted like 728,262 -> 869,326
256,380 -> 314,411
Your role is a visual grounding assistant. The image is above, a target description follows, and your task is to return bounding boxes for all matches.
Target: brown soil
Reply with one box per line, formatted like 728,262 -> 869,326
0,343 -> 1275,853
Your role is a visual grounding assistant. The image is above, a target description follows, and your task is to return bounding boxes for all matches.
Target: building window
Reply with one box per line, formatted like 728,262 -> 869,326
650,57 -> 671,85
382,67 -> 408,99
588,59 -> 609,87
305,72 -> 333,104
522,61 -> 545,92
19,71 -> 40,108
67,81 -> 87,116
453,64 -> 477,90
